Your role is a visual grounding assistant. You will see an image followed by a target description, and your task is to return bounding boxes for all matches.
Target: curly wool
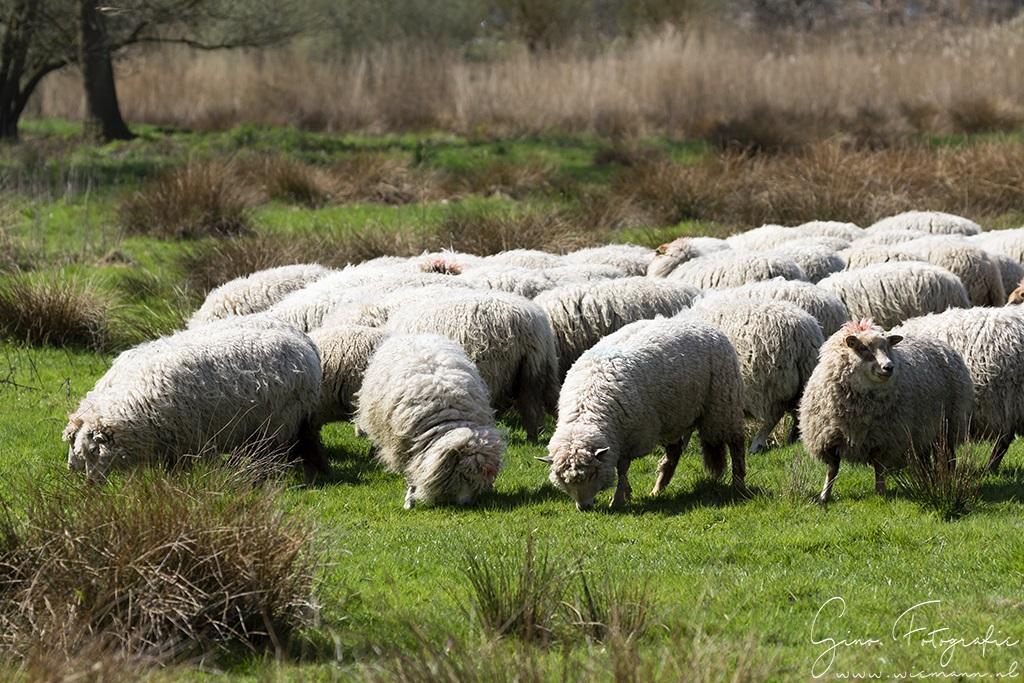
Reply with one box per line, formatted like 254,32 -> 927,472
188,264 -> 334,327
866,211 -> 982,236
702,279 -> 849,338
817,262 -> 970,329
799,320 -> 973,493
543,264 -> 628,283
969,228 -> 1024,267
894,308 -> 1024,468
546,316 -> 746,509
308,323 -> 388,424
561,244 -> 655,276
64,316 -> 323,482
381,290 -> 559,440
646,237 -> 731,278
724,222 -> 861,252
534,277 -> 701,379
852,229 -> 929,247
355,334 -> 504,507
482,249 -> 564,269
664,250 -> 807,289
692,298 -> 824,452
766,243 -> 845,283
796,221 -> 863,242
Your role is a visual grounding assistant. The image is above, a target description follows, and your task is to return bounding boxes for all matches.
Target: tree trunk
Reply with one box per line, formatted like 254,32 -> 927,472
78,0 -> 133,141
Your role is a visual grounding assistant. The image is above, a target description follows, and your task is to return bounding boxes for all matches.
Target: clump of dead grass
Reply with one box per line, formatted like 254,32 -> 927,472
0,272 -> 113,349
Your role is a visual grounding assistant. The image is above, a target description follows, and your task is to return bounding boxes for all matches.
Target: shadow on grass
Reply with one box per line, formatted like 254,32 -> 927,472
314,441 -> 381,487
978,465 -> 1024,505
479,484 -> 567,510
631,478 -> 761,516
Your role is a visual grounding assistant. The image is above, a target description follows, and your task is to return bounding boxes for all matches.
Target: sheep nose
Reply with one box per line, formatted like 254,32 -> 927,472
576,501 -> 593,512
879,364 -> 894,376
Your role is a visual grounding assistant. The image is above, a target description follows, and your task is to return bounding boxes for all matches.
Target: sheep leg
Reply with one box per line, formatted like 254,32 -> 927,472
818,456 -> 840,504
295,418 -> 329,484
987,432 -> 1015,473
517,397 -> 546,443
611,458 -> 632,508
652,432 -> 690,495
750,409 -> 786,454
729,436 -> 747,490
786,411 -> 801,445
872,462 -> 887,496
404,485 -> 417,510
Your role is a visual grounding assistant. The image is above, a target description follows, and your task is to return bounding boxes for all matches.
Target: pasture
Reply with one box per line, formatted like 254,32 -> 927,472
3,120 -> 1024,681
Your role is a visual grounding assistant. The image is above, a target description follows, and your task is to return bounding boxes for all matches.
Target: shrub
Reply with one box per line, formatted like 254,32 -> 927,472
0,272 -> 113,349
119,160 -> 254,239
445,157 -> 558,199
566,564 -> 651,643
437,205 -> 601,255
250,156 -> 333,207
894,443 -> 986,521
947,96 -> 1023,135
329,154 -> 442,204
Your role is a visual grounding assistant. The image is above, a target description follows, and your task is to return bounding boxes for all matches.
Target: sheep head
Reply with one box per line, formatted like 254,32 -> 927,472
837,319 -> 903,388
410,427 -> 504,507
545,427 -> 616,511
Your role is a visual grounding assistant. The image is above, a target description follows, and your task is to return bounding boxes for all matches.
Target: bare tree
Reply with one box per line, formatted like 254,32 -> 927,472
79,0 -> 133,141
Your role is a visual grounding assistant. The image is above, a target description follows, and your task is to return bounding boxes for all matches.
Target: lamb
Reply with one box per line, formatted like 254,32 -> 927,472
702,279 -> 850,338
308,323 -> 388,424
534,277 -> 701,379
64,316 -> 326,483
692,298 -> 824,453
355,334 -> 504,508
816,262 -> 970,329
188,264 -> 333,327
866,211 -> 982,236
969,228 -> 1024,264
663,250 -> 807,289
894,308 -> 1024,472
766,243 -> 845,283
561,244 -> 654,276
381,290 -> 560,441
483,249 -> 563,269
799,319 -> 973,503
542,316 -> 746,510
647,237 -> 730,278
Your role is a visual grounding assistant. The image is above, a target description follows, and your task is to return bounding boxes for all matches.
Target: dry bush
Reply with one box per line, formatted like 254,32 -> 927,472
0,460 -> 319,668
437,206 -> 601,255
329,154 -> 443,204
566,567 -> 651,644
245,156 -> 333,207
947,96 -> 1023,135
0,272 -> 113,349
119,160 -> 255,239
893,443 -> 987,521
445,157 -> 558,199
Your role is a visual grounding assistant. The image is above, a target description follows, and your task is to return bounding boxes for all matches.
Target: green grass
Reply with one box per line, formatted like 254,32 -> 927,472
4,120 -> 1024,679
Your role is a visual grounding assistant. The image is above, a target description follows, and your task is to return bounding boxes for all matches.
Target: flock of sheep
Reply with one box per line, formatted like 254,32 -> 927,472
62,210 -> 1024,508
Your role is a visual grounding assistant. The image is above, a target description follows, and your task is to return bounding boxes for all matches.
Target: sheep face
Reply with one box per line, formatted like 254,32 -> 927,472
63,420 -> 119,483
843,330 -> 904,388
1007,282 -> 1024,305
547,430 -> 615,510
413,428 -> 503,506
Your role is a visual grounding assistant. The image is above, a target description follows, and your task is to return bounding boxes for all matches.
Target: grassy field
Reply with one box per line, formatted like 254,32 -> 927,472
3,120 -> 1024,680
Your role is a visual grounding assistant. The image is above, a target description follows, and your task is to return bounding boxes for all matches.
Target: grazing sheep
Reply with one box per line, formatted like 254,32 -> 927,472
413,250 -> 484,274
817,262 -> 970,329
534,277 -> 701,379
852,229 -> 928,247
459,265 -> 559,299
969,228 -> 1024,264
786,236 -> 852,252
542,316 -> 746,510
188,264 -> 333,327
797,221 -> 863,242
64,317 -> 326,483
725,224 -> 793,251
483,249 -> 563,269
867,211 -> 982,236
799,319 -> 973,503
561,244 -> 654,276
841,245 -> 923,270
664,250 -> 807,289
356,334 -> 504,508
382,290 -> 560,441
990,254 -> 1024,300
692,298 -> 824,453
767,243 -> 845,283
543,263 -> 628,283
894,308 -> 1024,472
647,237 -> 730,278
704,279 -> 850,338
308,323 -> 388,424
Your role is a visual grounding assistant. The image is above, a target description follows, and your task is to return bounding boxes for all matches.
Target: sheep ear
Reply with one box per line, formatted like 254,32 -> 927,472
535,455 -> 554,464
887,334 -> 903,347
844,335 -> 864,352
593,447 -> 610,457
62,418 -> 83,443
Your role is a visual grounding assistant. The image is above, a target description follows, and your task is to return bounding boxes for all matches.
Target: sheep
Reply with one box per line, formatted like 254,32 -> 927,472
647,236 -> 731,278
308,323 -> 388,424
799,319 -> 973,503
63,316 -> 326,483
542,316 -> 746,510
561,244 -> 654,276
725,224 -> 792,251
188,264 -> 333,327
702,279 -> 850,338
796,221 -> 863,242
355,334 -> 504,508
458,265 -> 559,299
969,228 -> 1024,264
866,211 -> 982,236
483,249 -> 563,269
816,262 -> 970,329
691,298 -> 824,453
381,290 -> 560,441
1009,279 -> 1024,305
663,250 -> 807,289
534,277 -> 701,379
841,245 -> 923,270
766,243 -> 845,283
543,264 -> 628,283
851,229 -> 928,247
894,308 -> 1024,472
785,236 -> 852,252
991,255 -> 1024,300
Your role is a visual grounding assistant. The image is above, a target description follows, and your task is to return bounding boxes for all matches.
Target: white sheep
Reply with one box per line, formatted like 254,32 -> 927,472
188,264 -> 333,327
561,244 -> 655,276
308,323 -> 388,424
534,277 -> 701,379
381,290 -> 560,441
663,250 -> 807,289
707,279 -> 850,338
799,319 -> 973,502
816,262 -> 970,329
542,316 -> 746,510
543,263 -> 628,283
796,221 -> 863,242
969,228 -> 1024,264
356,334 -> 504,508
692,298 -> 824,453
852,229 -> 928,247
646,236 -> 731,278
766,243 -> 845,283
724,224 -> 792,251
866,211 -> 982,236
482,249 -> 563,269
894,308 -> 1024,472
458,265 -> 560,299
64,316 -> 325,483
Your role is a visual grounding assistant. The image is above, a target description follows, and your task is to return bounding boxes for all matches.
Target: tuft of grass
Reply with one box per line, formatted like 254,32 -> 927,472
894,444 -> 986,521
566,564 -> 651,643
947,96 -> 1023,135
250,156 -> 333,207
330,154 -> 442,205
437,205 -> 601,255
445,157 -> 558,199
119,160 -> 255,239
0,272 -> 113,350
0,458 -> 319,667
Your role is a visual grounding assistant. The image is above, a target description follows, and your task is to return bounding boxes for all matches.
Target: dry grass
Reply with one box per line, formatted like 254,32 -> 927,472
33,24 -> 1024,139
894,443 -> 988,521
0,458 -> 318,668
0,272 -> 113,349
329,154 -> 444,204
119,160 -> 255,239
444,157 -> 559,199
245,156 -> 334,207
436,205 -> 602,255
